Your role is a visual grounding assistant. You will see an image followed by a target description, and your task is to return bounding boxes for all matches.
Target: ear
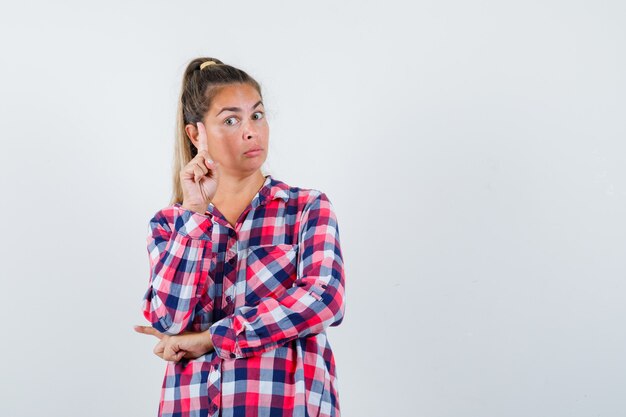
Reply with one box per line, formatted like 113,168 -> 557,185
185,123 -> 199,148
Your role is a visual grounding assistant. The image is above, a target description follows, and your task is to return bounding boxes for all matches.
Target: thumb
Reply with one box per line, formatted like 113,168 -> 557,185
205,160 -> 220,180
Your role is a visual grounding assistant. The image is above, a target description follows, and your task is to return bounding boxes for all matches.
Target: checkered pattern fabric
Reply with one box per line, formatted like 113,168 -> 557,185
141,174 -> 346,417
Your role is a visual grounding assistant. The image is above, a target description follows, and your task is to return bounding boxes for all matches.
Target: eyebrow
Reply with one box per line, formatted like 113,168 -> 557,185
215,100 -> 263,117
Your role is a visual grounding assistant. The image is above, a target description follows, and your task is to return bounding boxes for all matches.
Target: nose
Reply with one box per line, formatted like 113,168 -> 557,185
243,119 -> 258,140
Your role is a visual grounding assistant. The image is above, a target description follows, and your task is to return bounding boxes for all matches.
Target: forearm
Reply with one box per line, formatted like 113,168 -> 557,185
208,269 -> 345,359
142,205 -> 214,335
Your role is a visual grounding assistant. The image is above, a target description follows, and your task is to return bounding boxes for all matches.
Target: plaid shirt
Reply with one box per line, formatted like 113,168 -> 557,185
141,174 -> 346,417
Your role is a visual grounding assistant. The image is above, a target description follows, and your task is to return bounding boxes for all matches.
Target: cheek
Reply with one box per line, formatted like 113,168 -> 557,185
207,128 -> 232,148
226,142 -> 246,161
259,124 -> 270,142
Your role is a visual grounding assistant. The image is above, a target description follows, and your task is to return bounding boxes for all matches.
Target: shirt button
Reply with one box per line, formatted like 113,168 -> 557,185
230,352 -> 236,358
228,257 -> 236,265
213,364 -> 218,371
210,404 -> 218,413
225,295 -> 232,303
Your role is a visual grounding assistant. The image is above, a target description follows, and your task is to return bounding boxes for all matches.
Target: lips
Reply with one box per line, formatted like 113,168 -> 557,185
244,148 -> 262,154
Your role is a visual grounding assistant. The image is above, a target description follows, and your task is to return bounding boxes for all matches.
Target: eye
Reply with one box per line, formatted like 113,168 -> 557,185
224,116 -> 238,126
252,111 -> 264,120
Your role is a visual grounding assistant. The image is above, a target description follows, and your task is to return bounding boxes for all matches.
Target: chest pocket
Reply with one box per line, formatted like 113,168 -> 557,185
245,243 -> 299,304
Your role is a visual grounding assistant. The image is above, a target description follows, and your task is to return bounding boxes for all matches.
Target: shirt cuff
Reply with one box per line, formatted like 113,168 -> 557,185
209,315 -> 246,359
172,203 -> 213,240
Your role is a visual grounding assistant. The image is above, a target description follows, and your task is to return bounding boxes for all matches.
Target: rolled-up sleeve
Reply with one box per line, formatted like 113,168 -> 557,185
141,203 -> 214,335
209,191 -> 346,359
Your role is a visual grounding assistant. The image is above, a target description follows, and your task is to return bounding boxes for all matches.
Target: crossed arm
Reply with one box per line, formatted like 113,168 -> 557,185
135,192 -> 345,362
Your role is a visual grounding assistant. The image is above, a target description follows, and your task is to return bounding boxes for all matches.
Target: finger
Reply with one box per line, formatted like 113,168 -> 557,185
196,122 -> 211,155
164,343 -> 185,362
200,159 -> 219,183
204,158 -> 219,177
181,161 -> 204,183
153,340 -> 165,358
181,161 -> 197,180
194,160 -> 208,177
196,150 -> 214,168
134,325 -> 164,339
192,164 -> 205,182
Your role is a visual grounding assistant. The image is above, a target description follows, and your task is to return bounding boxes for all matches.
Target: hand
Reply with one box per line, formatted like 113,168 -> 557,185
180,121 -> 220,213
134,325 -> 215,362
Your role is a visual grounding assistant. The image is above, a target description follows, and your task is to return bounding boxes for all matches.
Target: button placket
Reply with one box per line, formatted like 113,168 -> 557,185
223,238 -> 238,314
207,357 -> 221,416
226,235 -> 237,262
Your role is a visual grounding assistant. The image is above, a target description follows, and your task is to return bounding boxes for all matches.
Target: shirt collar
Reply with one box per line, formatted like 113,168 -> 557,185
257,174 -> 290,207
205,174 -> 290,220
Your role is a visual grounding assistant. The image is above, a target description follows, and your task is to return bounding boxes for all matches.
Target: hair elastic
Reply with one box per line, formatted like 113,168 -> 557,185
200,61 -> 218,70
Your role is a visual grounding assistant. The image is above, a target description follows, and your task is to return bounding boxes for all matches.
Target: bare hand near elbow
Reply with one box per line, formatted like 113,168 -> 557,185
134,325 -> 214,362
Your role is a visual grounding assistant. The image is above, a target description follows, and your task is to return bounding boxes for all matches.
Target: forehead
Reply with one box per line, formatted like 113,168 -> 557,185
211,83 -> 261,107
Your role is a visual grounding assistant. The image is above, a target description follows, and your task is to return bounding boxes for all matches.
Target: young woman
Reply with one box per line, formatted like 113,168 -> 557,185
134,57 -> 346,417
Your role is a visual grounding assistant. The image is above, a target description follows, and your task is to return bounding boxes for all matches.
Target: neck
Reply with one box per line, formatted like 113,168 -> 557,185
211,170 -> 266,206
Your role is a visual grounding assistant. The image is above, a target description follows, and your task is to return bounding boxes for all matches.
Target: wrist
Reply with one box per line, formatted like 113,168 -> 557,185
204,329 -> 215,352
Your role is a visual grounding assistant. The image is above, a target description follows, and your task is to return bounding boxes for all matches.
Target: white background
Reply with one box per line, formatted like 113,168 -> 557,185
0,1 -> 625,416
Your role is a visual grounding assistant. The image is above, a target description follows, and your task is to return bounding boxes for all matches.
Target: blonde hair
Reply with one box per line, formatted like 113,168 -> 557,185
169,57 -> 265,205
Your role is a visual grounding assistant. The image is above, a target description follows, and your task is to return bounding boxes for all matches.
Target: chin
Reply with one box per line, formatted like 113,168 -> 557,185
241,159 -> 266,173
244,154 -> 267,164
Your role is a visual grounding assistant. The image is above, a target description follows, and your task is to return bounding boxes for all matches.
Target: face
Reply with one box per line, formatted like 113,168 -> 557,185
186,83 -> 269,176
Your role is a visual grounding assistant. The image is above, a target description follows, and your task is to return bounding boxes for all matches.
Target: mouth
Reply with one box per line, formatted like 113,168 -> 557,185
244,148 -> 263,155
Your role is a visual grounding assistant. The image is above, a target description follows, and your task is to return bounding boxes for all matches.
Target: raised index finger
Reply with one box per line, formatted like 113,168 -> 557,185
196,122 -> 210,154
